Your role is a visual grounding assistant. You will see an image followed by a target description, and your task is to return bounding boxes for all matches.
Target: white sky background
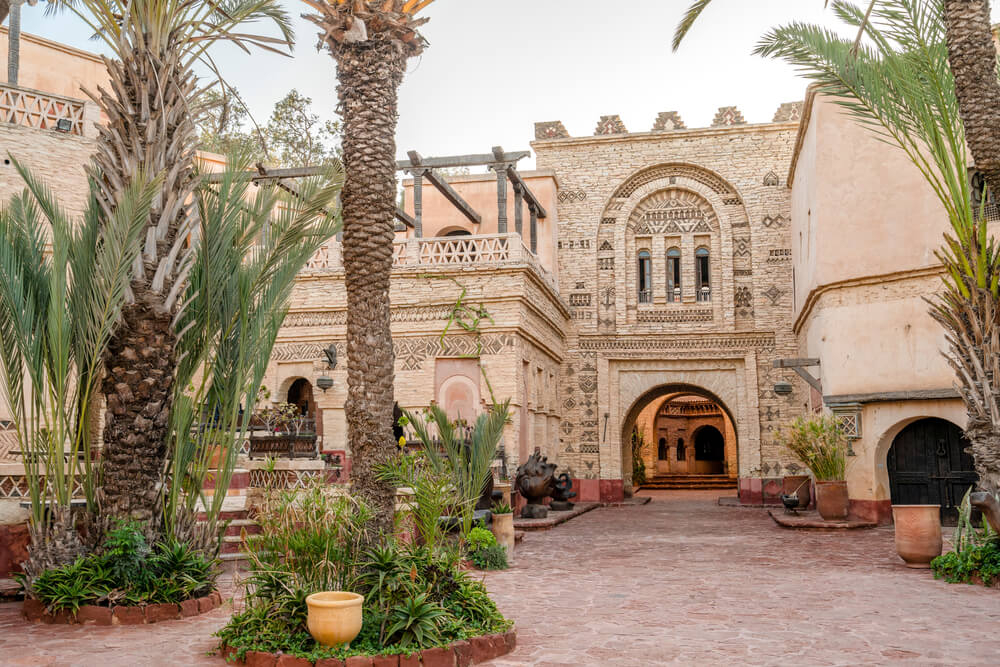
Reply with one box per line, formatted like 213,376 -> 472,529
15,1 -> 1000,169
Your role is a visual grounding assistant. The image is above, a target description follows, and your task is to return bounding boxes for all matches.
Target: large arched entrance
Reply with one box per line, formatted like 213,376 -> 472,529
622,383 -> 738,491
888,417 -> 978,523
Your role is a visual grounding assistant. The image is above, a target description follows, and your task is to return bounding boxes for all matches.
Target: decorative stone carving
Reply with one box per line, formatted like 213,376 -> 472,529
763,170 -> 781,186
773,101 -> 803,122
594,114 -> 628,135
534,120 -> 570,140
712,106 -> 746,127
652,111 -> 686,131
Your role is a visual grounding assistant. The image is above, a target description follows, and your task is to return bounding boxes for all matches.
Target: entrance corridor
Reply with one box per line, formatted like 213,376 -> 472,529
482,490 -> 1000,666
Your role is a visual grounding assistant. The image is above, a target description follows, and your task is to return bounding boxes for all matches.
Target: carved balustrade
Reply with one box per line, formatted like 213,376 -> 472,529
0,84 -> 95,137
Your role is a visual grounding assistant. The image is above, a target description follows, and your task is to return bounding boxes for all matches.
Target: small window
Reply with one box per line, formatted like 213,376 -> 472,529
637,250 -> 652,303
666,247 -> 681,302
971,170 -> 996,210
695,247 -> 711,302
676,438 -> 686,461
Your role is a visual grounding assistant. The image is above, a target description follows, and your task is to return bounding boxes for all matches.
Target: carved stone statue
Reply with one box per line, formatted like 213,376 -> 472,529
549,473 -> 577,511
514,448 -> 557,519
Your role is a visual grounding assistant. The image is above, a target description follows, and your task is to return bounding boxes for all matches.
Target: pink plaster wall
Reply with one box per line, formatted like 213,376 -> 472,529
1,28 -> 109,103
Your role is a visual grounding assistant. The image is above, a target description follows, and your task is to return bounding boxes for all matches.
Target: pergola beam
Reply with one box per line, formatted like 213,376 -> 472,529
505,165 -> 548,219
406,151 -> 481,225
396,150 -> 529,171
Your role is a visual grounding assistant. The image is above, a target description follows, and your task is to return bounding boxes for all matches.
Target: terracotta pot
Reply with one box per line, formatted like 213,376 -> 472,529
892,505 -> 942,569
782,475 -> 812,509
491,512 -> 515,564
814,480 -> 849,520
305,592 -> 363,647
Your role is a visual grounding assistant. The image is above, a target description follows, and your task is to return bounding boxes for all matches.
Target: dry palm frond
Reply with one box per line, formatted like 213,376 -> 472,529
301,0 -> 433,54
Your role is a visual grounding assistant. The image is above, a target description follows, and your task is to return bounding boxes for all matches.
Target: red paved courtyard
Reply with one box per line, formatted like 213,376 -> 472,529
2,490 -> 998,666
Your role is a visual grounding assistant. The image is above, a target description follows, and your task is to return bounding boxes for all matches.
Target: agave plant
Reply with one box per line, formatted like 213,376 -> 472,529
49,0 -> 294,534
0,158 -> 157,575
755,0 -> 1000,492
301,0 -> 435,532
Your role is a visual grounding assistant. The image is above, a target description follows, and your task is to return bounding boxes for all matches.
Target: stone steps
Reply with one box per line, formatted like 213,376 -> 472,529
641,475 -> 737,490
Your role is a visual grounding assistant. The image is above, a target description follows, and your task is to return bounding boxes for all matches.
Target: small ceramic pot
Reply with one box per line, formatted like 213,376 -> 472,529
892,505 -> 942,569
306,591 -> 363,647
815,480 -> 849,520
491,512 -> 515,564
782,475 -> 812,509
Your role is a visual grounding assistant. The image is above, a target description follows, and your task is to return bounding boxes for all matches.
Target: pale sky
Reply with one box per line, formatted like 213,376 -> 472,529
15,1 -> 1000,168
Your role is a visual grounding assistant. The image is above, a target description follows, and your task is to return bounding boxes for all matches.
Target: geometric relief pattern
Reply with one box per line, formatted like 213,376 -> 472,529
763,285 -> 784,305
558,190 -> 588,203
733,237 -> 751,257
612,163 -> 736,199
761,214 -> 787,228
712,105 -> 746,127
395,334 -> 516,371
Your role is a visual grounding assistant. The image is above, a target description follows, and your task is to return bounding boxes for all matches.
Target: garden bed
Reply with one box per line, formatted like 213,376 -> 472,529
22,590 -> 223,625
220,629 -> 516,666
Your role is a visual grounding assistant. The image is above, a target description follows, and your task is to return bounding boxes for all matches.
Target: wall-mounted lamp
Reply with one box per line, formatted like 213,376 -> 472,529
316,376 -> 334,392
773,381 -> 793,396
55,118 -> 73,133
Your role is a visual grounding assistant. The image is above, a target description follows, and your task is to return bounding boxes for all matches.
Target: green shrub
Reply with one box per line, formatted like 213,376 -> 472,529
777,415 -> 847,481
631,430 -> 647,487
491,501 -> 512,515
25,522 -> 217,612
468,544 -> 508,571
932,539 -> 1000,586
216,479 -> 511,662
465,526 -> 496,551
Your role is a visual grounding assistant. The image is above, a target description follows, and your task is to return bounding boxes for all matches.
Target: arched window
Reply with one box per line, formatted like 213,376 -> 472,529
637,250 -> 652,303
971,170 -> 996,209
676,438 -> 686,461
695,247 -> 711,302
666,247 -> 681,302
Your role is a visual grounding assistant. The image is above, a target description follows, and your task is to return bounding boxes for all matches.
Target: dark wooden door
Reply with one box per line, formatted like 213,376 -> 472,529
887,418 -> 978,523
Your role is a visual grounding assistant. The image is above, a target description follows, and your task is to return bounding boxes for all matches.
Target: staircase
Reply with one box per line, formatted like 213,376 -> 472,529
640,474 -> 736,491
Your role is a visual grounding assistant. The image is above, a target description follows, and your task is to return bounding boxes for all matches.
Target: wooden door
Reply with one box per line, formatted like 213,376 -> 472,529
887,418 -> 978,523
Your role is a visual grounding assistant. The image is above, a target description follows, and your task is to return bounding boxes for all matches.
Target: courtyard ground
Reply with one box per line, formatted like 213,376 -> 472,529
1,490 -> 998,665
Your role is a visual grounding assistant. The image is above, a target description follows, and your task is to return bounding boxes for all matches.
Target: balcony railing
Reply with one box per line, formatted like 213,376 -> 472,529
304,232 -> 559,294
0,84 -> 90,137
697,286 -> 712,302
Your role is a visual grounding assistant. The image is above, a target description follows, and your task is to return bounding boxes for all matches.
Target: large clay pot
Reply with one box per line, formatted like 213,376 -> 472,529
306,592 -> 363,647
815,480 -> 849,520
782,475 -> 812,509
892,505 -> 942,569
491,512 -> 515,564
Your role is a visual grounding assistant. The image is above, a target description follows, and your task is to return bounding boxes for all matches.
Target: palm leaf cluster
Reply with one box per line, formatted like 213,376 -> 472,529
756,0 -> 1000,492
0,159 -> 158,575
302,0 -> 433,54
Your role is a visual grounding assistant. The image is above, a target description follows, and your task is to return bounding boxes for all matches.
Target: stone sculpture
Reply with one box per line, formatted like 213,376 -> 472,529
514,449 -> 557,519
549,473 -> 577,511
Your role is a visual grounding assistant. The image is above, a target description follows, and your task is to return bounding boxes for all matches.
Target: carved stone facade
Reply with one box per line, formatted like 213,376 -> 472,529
532,111 -> 805,497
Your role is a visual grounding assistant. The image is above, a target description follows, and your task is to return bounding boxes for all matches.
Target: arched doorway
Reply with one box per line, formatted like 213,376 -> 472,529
287,378 -> 315,420
693,425 -> 725,474
621,383 -> 738,490
888,417 -> 978,523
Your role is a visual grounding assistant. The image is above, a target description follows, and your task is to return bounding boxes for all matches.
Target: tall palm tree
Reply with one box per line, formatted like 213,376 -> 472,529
55,0 -> 293,532
942,0 -> 1000,196
755,0 -> 1000,493
300,0 -> 434,532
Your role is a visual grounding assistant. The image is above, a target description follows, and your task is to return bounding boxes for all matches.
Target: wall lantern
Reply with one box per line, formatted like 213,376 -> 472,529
316,376 -> 334,392
773,381 -> 794,396
55,118 -> 73,133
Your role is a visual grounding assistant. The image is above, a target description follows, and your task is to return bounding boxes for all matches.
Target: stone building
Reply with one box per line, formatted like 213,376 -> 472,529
0,29 -> 988,568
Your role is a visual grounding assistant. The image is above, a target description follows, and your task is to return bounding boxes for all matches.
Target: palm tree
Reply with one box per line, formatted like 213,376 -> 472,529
54,0 -> 293,532
942,0 -> 1000,196
300,0 -> 434,533
755,0 -> 1000,493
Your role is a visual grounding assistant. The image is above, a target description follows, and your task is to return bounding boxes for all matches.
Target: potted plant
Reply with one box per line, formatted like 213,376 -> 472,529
305,591 -> 364,647
778,415 -> 848,520
892,504 -> 941,569
491,501 -> 515,564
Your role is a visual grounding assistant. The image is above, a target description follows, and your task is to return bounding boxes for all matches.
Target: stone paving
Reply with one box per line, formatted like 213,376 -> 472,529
1,490 -> 998,665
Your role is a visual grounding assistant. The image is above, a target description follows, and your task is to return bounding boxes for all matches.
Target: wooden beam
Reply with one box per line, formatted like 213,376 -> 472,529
396,150 -> 530,171
422,168 -> 482,225
772,358 -> 821,368
505,165 -> 548,219
204,165 -> 329,182
789,366 -> 822,394
394,207 -> 416,229
824,388 -> 960,405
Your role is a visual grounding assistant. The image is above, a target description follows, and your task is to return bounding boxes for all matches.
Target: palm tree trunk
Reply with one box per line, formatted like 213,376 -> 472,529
335,36 -> 405,533
7,0 -> 21,85
89,50 -> 199,533
943,0 -> 1000,195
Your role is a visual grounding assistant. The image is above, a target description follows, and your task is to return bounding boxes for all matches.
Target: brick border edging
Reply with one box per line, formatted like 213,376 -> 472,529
221,628 -> 516,667
22,590 -> 223,625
